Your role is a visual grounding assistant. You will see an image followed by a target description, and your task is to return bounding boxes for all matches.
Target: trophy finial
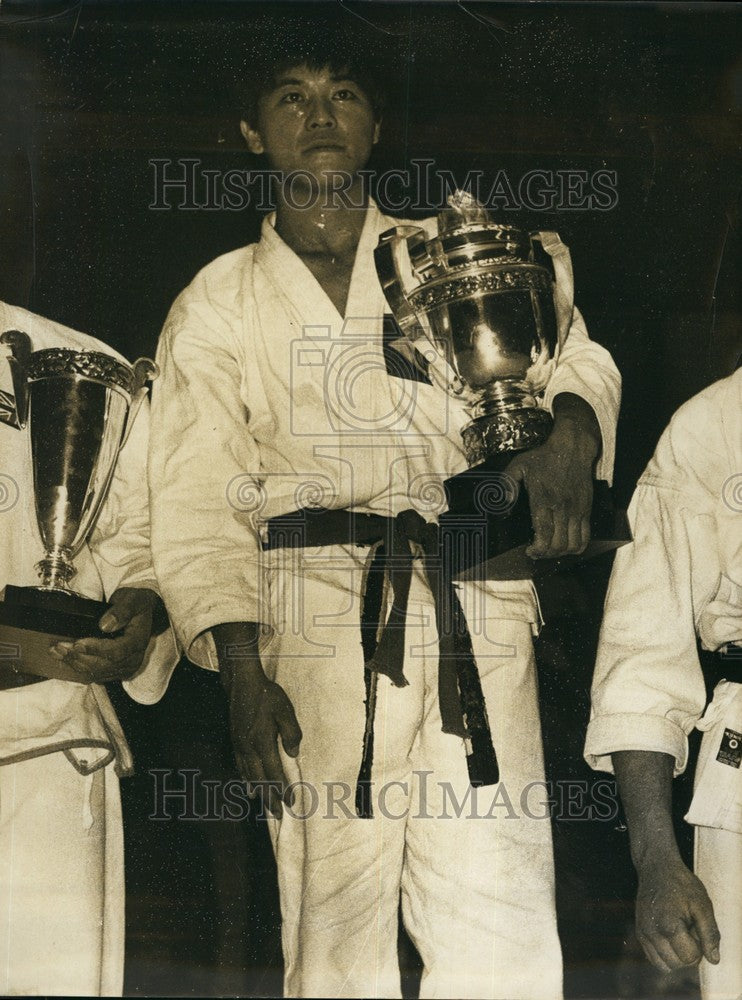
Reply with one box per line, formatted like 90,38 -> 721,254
440,189 -> 491,234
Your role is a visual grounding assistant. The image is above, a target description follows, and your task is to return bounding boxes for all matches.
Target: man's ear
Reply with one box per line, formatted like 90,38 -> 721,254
240,120 -> 264,155
372,120 -> 381,145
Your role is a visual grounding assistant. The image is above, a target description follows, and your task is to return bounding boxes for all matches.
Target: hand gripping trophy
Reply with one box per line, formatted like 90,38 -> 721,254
0,329 -> 157,682
375,190 -> 627,578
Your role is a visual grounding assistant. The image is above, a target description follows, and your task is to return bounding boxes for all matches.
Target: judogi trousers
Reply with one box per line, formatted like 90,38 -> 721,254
697,827 -> 742,1000
262,558 -> 562,1000
688,681 -> 742,1000
0,751 -> 124,996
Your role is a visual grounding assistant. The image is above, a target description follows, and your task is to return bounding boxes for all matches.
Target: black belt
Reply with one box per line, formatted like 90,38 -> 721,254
714,645 -> 742,684
263,507 -> 499,818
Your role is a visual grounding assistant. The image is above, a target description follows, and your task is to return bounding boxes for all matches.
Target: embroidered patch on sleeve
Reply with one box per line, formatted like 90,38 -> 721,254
717,728 -> 742,768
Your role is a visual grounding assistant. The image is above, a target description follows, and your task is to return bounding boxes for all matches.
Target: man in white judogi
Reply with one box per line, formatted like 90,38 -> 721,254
0,300 -> 178,996
585,369 -> 742,1000
149,44 -> 620,999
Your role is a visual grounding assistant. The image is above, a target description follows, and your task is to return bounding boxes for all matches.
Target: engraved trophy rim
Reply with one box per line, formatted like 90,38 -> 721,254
26,347 -> 136,395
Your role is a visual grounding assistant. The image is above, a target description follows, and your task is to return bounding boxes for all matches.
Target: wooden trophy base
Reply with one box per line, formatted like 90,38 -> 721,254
0,585 -> 109,684
439,453 -> 631,582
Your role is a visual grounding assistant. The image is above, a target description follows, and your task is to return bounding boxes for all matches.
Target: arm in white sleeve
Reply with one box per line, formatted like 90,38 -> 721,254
148,283 -> 267,671
88,397 -> 159,597
584,481 -> 710,776
584,385 -> 731,777
543,306 -> 621,483
87,398 -> 179,704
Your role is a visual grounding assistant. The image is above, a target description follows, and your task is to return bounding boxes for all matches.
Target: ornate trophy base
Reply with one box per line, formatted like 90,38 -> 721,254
439,453 -> 631,582
461,406 -> 553,466
0,585 -> 110,683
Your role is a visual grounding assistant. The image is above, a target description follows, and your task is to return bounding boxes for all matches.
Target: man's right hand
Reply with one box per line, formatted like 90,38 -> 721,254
612,750 -> 723,977
213,622 -> 302,818
635,855 -> 721,973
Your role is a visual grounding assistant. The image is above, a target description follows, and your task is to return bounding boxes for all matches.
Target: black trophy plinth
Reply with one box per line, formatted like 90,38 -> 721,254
439,453 -> 631,582
0,585 -> 110,682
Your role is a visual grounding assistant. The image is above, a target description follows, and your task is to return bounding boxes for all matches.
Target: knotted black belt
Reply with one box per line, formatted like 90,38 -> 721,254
262,507 -> 499,818
713,644 -> 742,685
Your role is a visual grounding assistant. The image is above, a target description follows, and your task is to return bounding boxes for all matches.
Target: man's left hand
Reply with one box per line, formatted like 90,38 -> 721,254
506,393 -> 601,559
48,587 -> 162,683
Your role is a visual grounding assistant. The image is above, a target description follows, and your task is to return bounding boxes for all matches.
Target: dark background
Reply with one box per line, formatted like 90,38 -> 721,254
1,2 -> 740,997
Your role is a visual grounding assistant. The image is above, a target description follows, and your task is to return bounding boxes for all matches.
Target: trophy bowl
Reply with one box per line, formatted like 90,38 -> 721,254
376,190 -> 558,467
0,329 -> 157,682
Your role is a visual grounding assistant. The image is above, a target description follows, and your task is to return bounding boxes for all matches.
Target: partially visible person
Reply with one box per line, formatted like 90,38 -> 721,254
0,299 -> 178,997
585,369 -> 742,1000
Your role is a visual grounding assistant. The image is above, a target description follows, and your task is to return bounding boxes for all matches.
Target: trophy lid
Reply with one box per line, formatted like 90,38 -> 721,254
409,191 -> 533,282
439,190 -> 532,264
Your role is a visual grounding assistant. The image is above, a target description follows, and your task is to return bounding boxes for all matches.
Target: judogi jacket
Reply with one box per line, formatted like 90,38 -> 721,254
149,203 -> 621,669
585,371 -> 742,780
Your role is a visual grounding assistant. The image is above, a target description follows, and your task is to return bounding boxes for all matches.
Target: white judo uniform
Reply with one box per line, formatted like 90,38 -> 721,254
585,370 -> 742,1000
0,301 -> 178,997
150,203 -> 620,999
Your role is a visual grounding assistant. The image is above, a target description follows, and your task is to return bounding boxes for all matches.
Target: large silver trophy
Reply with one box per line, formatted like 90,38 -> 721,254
0,329 -> 157,681
376,190 -> 558,466
375,191 -> 628,578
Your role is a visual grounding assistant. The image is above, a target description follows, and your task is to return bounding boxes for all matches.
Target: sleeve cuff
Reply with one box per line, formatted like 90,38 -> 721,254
122,627 -> 180,705
100,573 -> 163,603
179,604 -> 273,671
584,713 -> 690,776
543,378 -> 616,484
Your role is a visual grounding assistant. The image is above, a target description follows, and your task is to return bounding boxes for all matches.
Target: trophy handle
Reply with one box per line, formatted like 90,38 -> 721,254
121,357 -> 159,448
0,329 -> 31,429
533,231 -> 574,355
375,226 -> 429,340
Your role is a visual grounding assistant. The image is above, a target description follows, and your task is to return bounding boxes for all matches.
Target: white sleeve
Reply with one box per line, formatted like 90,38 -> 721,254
148,284 -> 268,671
584,481 -> 710,775
542,306 -> 621,484
88,397 -> 159,597
87,398 -> 179,704
585,389 -> 729,776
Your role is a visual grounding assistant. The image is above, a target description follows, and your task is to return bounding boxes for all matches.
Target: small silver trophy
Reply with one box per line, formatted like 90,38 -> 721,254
0,329 -> 157,681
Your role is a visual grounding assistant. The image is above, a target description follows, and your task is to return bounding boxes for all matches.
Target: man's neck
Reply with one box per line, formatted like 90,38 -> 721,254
274,188 -> 369,260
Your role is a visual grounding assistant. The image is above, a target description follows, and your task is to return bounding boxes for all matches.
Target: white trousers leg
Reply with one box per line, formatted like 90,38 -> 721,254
696,825 -> 742,1000
0,752 -> 124,997
262,568 -> 561,1000
402,610 -> 562,1000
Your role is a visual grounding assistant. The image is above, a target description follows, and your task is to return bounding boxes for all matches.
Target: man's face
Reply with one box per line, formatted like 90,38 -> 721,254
240,64 -> 380,181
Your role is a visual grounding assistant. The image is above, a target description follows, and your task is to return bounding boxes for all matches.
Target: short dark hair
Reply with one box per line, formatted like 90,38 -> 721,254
234,22 -> 388,127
